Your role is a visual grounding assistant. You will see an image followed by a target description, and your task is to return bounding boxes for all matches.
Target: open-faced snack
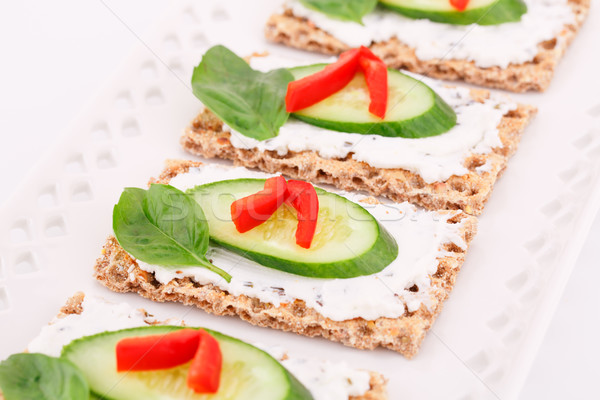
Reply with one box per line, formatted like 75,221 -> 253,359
182,46 -> 536,215
265,0 -> 590,92
0,293 -> 387,400
94,160 -> 477,358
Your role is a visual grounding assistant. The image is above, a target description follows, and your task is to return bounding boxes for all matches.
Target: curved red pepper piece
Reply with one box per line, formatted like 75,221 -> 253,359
231,177 -> 320,249
116,329 -> 200,372
187,329 -> 222,394
450,0 -> 469,11
358,47 -> 388,119
285,48 -> 361,113
286,180 -> 319,249
231,176 -> 288,233
285,46 -> 388,119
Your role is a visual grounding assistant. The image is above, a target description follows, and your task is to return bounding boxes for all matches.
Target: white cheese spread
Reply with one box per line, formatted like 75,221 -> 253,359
256,344 -> 371,399
285,0 -> 575,69
136,164 -> 468,321
28,297 -> 152,357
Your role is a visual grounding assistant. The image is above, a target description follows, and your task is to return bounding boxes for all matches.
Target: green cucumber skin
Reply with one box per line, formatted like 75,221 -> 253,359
379,0 -> 528,25
190,179 -> 399,279
293,92 -> 456,138
62,326 -> 181,400
61,326 -> 313,400
210,217 -> 397,279
288,65 -> 456,138
283,374 -> 315,400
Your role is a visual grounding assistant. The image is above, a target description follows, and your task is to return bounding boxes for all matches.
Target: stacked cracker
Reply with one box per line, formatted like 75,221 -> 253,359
97,1 -> 579,364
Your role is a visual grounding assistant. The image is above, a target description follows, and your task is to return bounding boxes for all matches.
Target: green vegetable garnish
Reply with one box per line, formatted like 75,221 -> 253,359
380,0 -> 527,26
188,178 -> 398,279
288,63 -> 456,138
300,0 -> 378,24
62,326 -> 314,400
0,353 -> 90,400
191,45 -> 294,141
112,184 -> 231,282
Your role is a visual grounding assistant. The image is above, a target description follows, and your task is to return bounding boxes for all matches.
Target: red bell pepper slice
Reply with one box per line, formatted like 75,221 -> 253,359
358,46 -> 379,61
285,48 -> 361,113
116,329 -> 200,372
187,329 -> 222,394
286,46 -> 388,119
358,47 -> 388,119
231,176 -> 288,233
450,0 -> 469,11
285,180 -> 319,249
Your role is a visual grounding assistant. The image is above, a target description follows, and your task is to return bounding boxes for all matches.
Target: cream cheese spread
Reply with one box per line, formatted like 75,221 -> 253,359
256,344 -> 371,399
226,55 -> 517,184
136,164 -> 468,321
285,0 -> 575,69
280,358 -> 370,398
28,297 -> 152,357
28,296 -> 371,400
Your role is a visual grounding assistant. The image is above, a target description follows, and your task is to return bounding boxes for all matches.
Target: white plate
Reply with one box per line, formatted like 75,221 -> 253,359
1,1 -> 599,399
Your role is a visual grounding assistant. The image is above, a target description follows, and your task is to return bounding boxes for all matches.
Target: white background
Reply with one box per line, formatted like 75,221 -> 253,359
0,1 -> 598,398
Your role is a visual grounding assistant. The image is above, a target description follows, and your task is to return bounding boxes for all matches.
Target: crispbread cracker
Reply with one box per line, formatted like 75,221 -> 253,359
181,100 -> 536,215
0,292 -> 387,400
94,160 -> 477,359
264,0 -> 590,92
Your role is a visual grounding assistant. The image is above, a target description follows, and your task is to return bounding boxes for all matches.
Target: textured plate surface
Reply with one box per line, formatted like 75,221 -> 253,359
0,1 -> 599,399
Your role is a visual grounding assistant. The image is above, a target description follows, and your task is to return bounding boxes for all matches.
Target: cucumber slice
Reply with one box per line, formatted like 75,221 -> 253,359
188,179 -> 398,279
379,0 -> 527,25
289,64 -> 456,138
61,326 -> 313,400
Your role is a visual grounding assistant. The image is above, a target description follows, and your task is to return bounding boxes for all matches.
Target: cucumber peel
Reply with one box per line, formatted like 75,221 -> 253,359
61,326 -> 313,400
188,179 -> 398,279
379,0 -> 528,25
289,64 -> 456,138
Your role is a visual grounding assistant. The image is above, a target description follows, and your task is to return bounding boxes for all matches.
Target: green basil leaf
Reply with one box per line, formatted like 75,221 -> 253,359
0,353 -> 90,400
191,45 -> 294,141
113,184 -> 231,282
300,0 -> 377,24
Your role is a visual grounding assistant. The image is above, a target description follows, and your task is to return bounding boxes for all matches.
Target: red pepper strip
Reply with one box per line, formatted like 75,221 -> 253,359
450,0 -> 469,11
285,180 -> 319,249
358,46 -> 379,61
116,329 -> 200,372
285,48 -> 361,113
187,329 -> 222,394
231,176 -> 288,233
358,48 -> 388,119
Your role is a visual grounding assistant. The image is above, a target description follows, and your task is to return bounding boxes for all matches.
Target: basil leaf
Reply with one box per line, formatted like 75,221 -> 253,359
113,184 -> 231,282
191,45 -> 294,141
300,0 -> 377,24
0,353 -> 90,400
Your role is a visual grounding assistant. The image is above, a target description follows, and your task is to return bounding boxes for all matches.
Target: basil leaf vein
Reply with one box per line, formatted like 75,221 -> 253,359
113,184 -> 231,282
191,45 -> 294,141
0,353 -> 90,400
299,0 -> 378,24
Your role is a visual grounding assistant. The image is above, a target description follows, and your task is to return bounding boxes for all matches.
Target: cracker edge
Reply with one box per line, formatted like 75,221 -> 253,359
0,292 -> 388,400
180,101 -> 536,216
94,159 -> 477,360
264,0 -> 590,92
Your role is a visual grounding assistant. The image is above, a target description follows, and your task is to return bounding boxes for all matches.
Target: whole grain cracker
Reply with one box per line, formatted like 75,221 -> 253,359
264,0 -> 590,92
0,292 -> 388,400
181,101 -> 536,215
94,160 -> 477,359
